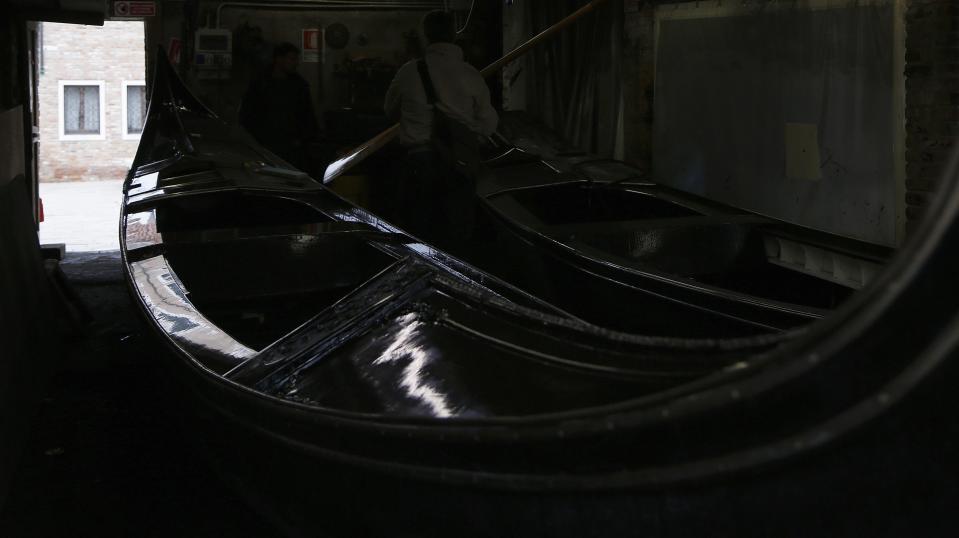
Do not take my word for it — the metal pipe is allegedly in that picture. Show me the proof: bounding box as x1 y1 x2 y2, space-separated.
216 1 444 28
455 0 475 34
479 0 609 77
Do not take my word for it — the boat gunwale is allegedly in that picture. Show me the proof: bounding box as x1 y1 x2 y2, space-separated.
480 189 828 323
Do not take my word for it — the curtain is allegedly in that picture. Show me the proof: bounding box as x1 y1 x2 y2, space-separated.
63 85 81 132
82 86 99 133
520 0 623 156
127 85 146 134
64 85 99 134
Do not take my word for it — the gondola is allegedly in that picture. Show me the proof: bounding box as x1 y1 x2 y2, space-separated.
469 143 890 335
121 53 959 537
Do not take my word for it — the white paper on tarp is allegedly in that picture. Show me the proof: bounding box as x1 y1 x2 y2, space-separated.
653 1 901 247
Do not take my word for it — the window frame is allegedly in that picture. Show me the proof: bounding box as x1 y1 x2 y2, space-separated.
121 80 147 140
58 80 106 141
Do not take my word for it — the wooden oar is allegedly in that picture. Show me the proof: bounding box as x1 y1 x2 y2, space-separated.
322 0 609 184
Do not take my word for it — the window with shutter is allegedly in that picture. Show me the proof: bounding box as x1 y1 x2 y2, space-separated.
126 84 146 136
63 85 100 135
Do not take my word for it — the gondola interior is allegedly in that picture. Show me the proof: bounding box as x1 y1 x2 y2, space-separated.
486 182 855 310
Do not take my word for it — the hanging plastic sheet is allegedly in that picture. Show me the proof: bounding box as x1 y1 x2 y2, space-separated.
653 0 903 247
513 0 624 157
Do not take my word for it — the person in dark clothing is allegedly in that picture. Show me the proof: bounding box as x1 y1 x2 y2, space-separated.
384 11 498 249
239 42 319 171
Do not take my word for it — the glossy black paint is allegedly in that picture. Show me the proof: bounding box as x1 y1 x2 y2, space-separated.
120 53 959 536
123 52 778 415
472 148 870 335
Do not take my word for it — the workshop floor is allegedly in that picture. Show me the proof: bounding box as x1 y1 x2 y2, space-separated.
0 251 283 538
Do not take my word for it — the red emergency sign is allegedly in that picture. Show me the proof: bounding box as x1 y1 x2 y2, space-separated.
114 1 156 17
302 29 321 52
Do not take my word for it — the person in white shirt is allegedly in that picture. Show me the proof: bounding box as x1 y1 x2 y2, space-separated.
384 10 499 247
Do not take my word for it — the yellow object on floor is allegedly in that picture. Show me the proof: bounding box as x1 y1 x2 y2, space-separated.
330 174 370 208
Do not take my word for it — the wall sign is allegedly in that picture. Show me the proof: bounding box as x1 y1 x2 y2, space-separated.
302 29 322 63
114 1 156 17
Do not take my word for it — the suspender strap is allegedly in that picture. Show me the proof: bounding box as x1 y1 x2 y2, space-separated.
416 59 438 105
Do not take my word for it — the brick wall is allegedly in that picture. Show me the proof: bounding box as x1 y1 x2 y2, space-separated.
904 0 959 233
38 21 145 182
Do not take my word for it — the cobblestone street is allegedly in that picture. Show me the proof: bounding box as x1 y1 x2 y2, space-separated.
38 180 124 251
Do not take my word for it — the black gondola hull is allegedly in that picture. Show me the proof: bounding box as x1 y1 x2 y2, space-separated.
119 51 959 536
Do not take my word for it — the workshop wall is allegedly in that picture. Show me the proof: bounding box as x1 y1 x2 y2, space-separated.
195 9 428 129
623 0 957 246
651 0 904 247
141 0 506 176
622 0 654 172
0 13 56 513
139 1 499 179
904 0 958 234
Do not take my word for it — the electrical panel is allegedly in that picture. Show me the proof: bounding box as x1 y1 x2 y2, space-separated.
194 29 232 79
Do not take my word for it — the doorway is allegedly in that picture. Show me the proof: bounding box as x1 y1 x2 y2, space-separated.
36 20 146 252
